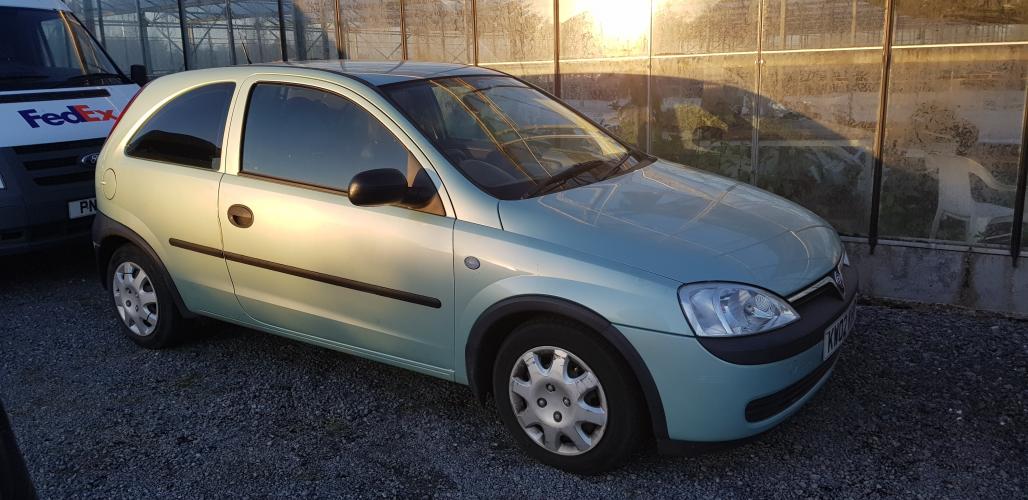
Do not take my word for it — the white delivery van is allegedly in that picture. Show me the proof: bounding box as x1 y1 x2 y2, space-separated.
0 0 143 255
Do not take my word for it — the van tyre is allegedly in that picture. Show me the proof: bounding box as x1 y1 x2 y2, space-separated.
107 245 186 349
492 317 646 474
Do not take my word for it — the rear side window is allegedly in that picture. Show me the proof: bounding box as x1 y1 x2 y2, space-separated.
240 83 409 191
126 83 234 169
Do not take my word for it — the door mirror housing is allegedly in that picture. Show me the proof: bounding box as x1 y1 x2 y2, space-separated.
348 169 409 207
129 64 149 86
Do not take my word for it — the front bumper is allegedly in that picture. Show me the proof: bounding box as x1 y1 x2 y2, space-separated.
0 202 94 256
619 264 858 449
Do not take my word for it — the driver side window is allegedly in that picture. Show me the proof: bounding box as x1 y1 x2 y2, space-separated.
241 82 444 215
241 83 409 191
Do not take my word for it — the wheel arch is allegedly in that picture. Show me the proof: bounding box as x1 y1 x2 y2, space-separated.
92 213 196 318
465 295 669 440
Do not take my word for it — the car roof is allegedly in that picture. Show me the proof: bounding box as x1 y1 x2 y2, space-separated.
253 61 505 87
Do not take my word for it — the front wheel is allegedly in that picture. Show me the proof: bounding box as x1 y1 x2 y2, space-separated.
492 318 646 474
107 245 187 349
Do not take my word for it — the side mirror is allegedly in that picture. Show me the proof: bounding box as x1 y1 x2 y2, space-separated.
348 169 409 207
129 64 149 86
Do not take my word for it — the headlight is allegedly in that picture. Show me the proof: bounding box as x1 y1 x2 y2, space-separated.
678 283 799 337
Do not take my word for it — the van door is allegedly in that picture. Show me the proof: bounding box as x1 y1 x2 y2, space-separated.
218 76 456 375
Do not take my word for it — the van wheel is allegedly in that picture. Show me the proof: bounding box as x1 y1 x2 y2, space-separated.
107 245 186 349
492 318 645 474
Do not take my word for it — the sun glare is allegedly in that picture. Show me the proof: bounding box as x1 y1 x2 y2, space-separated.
586 0 650 42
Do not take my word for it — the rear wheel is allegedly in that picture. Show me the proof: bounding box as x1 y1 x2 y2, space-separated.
492 318 645 474
107 245 186 349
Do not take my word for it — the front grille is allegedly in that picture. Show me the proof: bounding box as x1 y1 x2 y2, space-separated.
34 171 95 186
0 217 93 244
22 155 83 171
12 137 105 187
788 260 847 305
745 355 837 422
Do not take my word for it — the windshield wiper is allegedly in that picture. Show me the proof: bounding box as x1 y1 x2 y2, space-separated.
0 74 50 81
597 152 656 181
521 159 609 199
595 152 633 181
63 72 125 85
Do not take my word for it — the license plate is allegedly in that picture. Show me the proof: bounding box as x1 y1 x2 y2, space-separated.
823 302 856 360
68 197 97 219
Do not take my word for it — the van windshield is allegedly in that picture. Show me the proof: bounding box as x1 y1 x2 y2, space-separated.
0 7 126 92
384 76 651 200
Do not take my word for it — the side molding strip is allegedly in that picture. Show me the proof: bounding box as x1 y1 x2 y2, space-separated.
168 238 442 309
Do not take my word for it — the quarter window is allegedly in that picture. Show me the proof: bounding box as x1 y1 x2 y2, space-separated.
126 83 235 169
240 83 410 191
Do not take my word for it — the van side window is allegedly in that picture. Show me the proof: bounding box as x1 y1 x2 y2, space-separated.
126 83 235 169
240 83 410 191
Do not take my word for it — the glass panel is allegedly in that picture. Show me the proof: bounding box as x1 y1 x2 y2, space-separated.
87 1 143 73
138 0 186 75
754 49 882 236
183 1 234 69
66 0 105 42
560 59 648 146
893 0 1028 46
242 83 409 190
476 0 553 63
761 0 885 50
230 0 283 63
405 0 472 63
650 54 756 182
478 61 555 92
1024 187 1028 254
341 0 402 60
559 0 650 59
127 83 235 169
879 45 1027 247
651 0 758 56
283 0 338 61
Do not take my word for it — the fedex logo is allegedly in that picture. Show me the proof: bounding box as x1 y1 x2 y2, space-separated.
18 105 118 128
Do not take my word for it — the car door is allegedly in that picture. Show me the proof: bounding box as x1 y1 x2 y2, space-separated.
217 75 456 374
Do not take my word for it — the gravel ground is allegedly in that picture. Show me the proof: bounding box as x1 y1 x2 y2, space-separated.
1 242 1026 499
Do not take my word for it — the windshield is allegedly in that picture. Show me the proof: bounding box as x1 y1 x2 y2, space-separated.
0 7 126 92
384 76 651 199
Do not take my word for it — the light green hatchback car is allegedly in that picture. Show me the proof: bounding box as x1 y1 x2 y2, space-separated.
92 62 857 473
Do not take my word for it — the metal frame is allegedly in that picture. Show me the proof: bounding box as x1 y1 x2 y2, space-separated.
176 0 190 68
1013 86 1028 263
276 0 287 61
868 0 895 253
398 0 408 60
470 0 478 65
553 0 561 97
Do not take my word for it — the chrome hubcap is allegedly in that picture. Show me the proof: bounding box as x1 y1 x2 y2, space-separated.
112 261 159 336
509 346 608 456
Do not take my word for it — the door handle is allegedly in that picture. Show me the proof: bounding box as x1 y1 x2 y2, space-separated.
227 204 254 228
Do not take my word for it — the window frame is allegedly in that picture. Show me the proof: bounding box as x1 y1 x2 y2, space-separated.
124 81 237 171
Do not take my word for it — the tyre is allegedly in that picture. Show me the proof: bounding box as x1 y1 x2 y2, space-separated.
106 244 187 349
492 318 646 474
